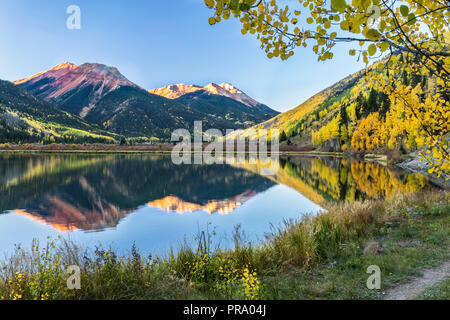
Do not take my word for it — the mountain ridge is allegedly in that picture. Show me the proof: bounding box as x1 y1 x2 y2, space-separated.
227 66 367 140
11 62 279 139
14 62 140 117
149 82 268 109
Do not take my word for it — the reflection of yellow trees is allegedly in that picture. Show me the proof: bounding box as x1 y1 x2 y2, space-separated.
236 156 430 205
309 160 342 200
281 158 429 203
0 155 111 188
276 160 327 205
232 158 327 205
349 161 427 199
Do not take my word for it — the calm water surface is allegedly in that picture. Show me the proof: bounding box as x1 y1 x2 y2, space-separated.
0 154 436 256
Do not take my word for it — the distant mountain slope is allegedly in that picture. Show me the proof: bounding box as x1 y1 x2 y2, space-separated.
149 84 204 99
150 82 279 129
232 68 365 140
149 82 272 109
175 89 278 128
14 62 279 140
204 82 267 109
85 85 277 138
0 79 117 143
14 62 140 117
83 86 224 138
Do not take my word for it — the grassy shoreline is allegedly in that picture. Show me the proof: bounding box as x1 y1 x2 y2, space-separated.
0 190 448 300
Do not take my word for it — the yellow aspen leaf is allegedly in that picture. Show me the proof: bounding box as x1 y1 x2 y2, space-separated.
380 41 389 52
365 29 381 41
400 5 409 17
340 21 349 30
208 17 216 25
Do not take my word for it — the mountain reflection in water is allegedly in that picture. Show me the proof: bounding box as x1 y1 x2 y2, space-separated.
0 154 435 234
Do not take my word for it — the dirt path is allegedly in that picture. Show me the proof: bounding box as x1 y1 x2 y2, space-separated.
383 260 450 300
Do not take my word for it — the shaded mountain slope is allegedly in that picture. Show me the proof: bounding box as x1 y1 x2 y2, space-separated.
0 80 118 143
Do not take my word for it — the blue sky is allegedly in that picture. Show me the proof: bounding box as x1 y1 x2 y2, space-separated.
0 0 367 112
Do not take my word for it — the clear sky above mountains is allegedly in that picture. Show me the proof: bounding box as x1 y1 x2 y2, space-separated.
0 0 367 112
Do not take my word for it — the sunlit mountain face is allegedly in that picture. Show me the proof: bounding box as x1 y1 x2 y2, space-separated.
146 190 259 215
11 63 279 140
0 154 437 233
149 82 268 109
13 62 140 117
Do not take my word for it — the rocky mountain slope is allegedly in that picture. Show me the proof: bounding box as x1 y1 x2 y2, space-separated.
149 82 265 108
14 62 140 117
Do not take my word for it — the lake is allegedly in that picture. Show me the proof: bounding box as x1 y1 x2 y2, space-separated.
0 153 436 257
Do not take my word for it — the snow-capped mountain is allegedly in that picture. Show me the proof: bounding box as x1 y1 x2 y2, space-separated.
148 84 204 99
205 82 262 108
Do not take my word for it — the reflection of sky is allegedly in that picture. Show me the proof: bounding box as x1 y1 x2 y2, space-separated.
0 185 322 257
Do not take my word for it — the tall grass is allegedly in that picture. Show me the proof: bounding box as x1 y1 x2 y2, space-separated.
0 190 448 300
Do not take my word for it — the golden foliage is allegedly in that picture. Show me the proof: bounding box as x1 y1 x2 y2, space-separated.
204 0 449 177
